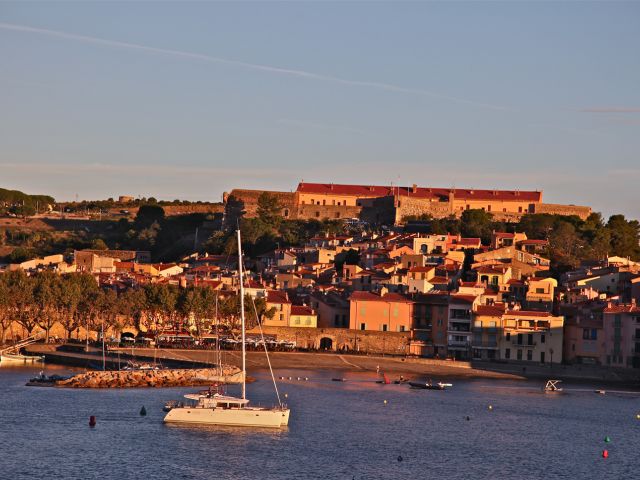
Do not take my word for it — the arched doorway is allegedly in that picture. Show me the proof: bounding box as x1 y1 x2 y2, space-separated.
319 337 333 350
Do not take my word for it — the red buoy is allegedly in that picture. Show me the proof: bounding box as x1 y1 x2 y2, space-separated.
602 450 608 459
89 415 96 427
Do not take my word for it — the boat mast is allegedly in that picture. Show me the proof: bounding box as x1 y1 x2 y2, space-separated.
237 229 246 400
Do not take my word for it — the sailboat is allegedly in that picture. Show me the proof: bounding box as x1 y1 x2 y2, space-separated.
163 229 290 428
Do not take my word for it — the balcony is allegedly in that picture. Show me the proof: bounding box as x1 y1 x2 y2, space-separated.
472 342 498 349
449 340 471 347
448 327 471 333
512 341 537 347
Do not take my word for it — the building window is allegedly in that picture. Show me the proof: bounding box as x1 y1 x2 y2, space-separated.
518 206 523 213
360 323 366 330
506 332 511 341
315 211 320 218
527 350 533 361
335 212 340 218
487 205 491 212
283 209 289 218
505 348 511 359
382 324 388 332
517 349 523 360
322 200 326 205
541 334 545 344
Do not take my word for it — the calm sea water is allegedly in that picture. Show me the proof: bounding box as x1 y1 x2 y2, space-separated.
1 364 639 480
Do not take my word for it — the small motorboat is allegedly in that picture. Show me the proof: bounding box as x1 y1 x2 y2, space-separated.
25 372 70 387
543 379 563 393
408 381 451 390
163 400 183 412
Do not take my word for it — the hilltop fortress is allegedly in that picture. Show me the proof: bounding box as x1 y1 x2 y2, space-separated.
224 182 591 224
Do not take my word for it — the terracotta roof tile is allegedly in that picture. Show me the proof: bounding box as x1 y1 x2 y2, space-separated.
297 183 542 202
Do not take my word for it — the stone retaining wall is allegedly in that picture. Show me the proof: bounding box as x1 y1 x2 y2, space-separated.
56 367 242 388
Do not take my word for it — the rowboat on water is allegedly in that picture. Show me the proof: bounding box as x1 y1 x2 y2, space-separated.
408 381 452 390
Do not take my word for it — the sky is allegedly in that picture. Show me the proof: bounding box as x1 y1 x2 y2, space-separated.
1 1 639 219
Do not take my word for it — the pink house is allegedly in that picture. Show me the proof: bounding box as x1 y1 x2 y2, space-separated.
602 302 640 369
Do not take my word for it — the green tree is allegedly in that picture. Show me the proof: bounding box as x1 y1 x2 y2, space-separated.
549 222 583 271
90 238 109 250
256 192 283 229
135 204 165 228
607 215 640 259
460 209 494 242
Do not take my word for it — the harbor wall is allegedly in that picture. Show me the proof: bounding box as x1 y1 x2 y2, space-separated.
249 326 410 355
56 367 243 388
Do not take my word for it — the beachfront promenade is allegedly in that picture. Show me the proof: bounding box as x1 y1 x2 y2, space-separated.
26 344 640 385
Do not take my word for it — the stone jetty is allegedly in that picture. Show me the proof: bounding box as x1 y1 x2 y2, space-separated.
55 366 243 388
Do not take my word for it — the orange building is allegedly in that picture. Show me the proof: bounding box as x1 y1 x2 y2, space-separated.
349 291 414 332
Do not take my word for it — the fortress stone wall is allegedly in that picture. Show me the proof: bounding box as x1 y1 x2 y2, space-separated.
224 183 592 225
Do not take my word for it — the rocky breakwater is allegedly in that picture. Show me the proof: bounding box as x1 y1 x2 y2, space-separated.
55 366 243 388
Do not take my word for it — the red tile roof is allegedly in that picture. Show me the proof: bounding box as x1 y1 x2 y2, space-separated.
291 305 316 316
604 304 640 314
297 183 542 202
475 304 507 316
450 294 478 304
430 276 450 284
505 310 553 317
350 291 413 303
518 239 549 245
409 266 436 273
267 290 290 304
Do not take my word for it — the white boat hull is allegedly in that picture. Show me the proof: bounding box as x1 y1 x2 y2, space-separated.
164 406 290 428
1 354 45 365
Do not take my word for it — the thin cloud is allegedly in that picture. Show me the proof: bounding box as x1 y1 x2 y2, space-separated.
580 107 640 113
0 22 509 111
277 118 369 135
0 161 288 179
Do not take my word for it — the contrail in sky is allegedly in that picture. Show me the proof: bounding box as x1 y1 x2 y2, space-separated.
0 22 509 111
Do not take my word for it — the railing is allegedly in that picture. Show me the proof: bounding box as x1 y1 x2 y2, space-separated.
472 341 498 348
449 340 471 347
512 341 537 347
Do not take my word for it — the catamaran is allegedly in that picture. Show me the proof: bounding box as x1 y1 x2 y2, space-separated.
163 229 290 428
